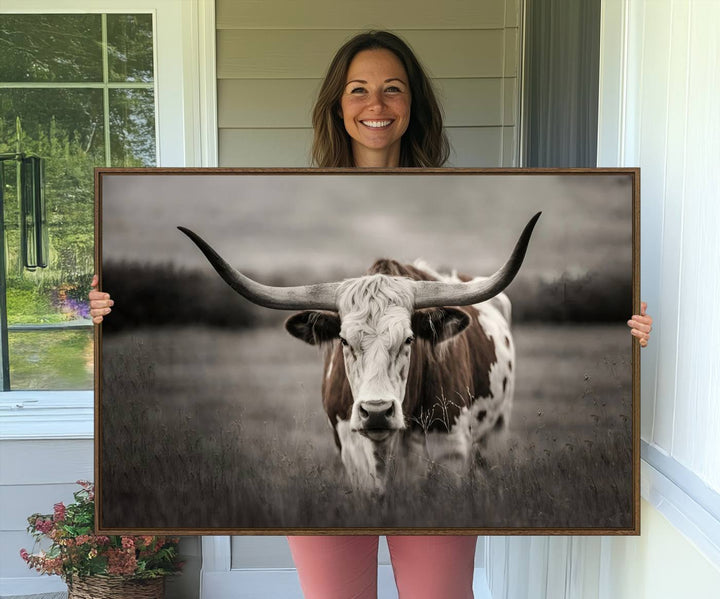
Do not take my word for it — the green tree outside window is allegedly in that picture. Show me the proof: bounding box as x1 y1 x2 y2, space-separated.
0 13 156 390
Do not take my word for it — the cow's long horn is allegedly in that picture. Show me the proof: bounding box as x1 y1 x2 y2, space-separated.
178 227 339 310
412 212 541 309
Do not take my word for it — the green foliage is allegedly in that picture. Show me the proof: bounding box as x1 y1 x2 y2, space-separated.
1 112 96 328
0 15 103 83
5 286 62 324
9 329 93 390
0 14 153 84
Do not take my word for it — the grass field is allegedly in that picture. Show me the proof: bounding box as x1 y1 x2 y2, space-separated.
101 323 633 531
9 329 93 389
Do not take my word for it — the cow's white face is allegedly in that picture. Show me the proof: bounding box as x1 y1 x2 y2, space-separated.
336 275 415 436
339 304 414 435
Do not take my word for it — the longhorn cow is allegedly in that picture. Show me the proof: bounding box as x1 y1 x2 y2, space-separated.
179 212 540 492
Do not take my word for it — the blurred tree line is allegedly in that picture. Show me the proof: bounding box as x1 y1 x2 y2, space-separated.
101 261 631 332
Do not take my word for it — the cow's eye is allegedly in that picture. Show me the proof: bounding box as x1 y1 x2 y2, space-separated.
339 337 348 347
405 336 415 345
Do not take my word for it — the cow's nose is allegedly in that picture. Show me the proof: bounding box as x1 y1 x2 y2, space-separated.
358 400 394 429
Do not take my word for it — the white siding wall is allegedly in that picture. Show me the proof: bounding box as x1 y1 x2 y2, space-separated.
0 439 92 595
216 0 522 167
486 0 720 597
616 0 720 488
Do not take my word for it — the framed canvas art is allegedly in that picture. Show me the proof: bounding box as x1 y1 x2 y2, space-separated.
95 168 639 535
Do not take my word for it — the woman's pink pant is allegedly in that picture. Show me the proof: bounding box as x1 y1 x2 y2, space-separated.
287 535 477 599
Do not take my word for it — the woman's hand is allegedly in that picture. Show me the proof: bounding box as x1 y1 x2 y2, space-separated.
627 301 652 348
89 274 114 324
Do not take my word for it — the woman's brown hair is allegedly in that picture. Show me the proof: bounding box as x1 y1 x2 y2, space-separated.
311 31 450 168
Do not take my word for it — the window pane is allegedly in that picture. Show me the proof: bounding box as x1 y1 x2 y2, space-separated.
110 89 156 167
0 14 103 82
107 14 154 83
1 88 103 282
0 89 106 164
1 89 99 390
8 329 93 390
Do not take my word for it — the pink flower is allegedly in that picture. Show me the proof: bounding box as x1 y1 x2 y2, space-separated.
34 518 54 534
43 556 63 575
53 502 66 522
107 548 137 576
121 537 135 549
19 548 29 562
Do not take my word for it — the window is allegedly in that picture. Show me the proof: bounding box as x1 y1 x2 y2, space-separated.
0 1 214 440
0 13 156 390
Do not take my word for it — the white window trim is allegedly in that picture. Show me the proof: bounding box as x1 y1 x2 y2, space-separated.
0 391 93 439
0 0 217 440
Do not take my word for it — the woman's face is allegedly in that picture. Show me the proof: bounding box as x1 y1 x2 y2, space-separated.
340 48 411 167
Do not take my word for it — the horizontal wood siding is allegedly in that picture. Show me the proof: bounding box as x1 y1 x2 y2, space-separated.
446 127 506 166
217 0 521 168
218 30 512 79
0 439 92 580
217 0 515 30
218 78 516 128
0 483 89 531
218 126 510 167
0 531 44 579
0 440 93 485
219 128 314 166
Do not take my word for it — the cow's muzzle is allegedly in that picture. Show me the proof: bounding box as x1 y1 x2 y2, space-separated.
358 400 396 430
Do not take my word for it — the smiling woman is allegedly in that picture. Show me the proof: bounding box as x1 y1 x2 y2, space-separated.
311 30 449 168
340 49 412 167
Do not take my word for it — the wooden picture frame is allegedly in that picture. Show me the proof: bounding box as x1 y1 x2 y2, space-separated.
95 168 640 535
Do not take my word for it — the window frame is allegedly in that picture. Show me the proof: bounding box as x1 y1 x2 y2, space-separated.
0 0 217 440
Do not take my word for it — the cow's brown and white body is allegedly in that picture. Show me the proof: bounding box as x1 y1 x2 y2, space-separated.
315 259 515 490
178 212 539 493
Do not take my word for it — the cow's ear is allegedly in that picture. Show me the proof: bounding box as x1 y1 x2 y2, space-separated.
412 307 470 344
285 311 341 345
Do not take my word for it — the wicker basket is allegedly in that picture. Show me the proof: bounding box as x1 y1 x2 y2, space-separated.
67 575 164 599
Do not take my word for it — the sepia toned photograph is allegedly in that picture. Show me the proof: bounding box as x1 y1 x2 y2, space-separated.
96 168 638 534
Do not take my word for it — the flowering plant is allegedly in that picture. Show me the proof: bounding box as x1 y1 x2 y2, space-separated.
20 481 182 583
